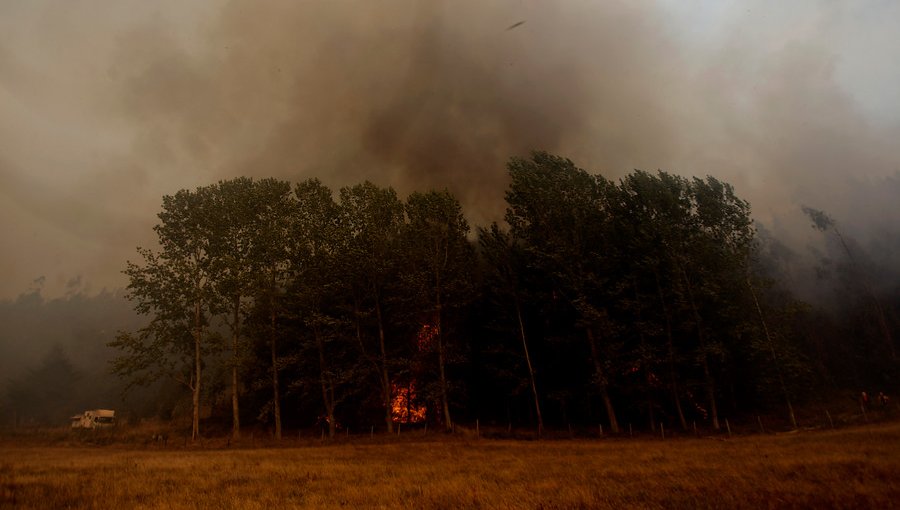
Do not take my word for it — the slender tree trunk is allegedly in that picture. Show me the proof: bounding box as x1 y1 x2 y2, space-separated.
231 293 241 440
374 293 393 434
192 300 202 442
655 270 688 430
633 280 661 433
270 277 282 440
515 297 543 436
328 386 336 437
435 234 453 432
418 226 457 433
586 328 620 433
314 324 335 438
747 277 797 429
700 354 718 430
679 265 720 430
437 333 452 430
435 294 452 431
353 298 392 433
599 388 618 435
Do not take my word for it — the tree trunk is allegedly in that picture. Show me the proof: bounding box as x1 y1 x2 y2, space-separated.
374 293 393 434
231 293 241 440
599 387 618 435
701 356 719 430
654 270 688 430
328 387 336 438
586 328 619 433
515 297 543 436
314 324 336 438
633 279 661 433
435 295 452 431
192 300 202 442
747 277 797 429
679 265 720 430
270 281 282 440
437 337 452 430
354 298 393 434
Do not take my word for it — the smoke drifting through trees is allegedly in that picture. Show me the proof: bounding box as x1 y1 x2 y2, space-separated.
3 1 898 299
2 155 898 433
2 2 899 430
70 156 889 438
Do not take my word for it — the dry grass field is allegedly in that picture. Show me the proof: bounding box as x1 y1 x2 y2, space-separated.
2 423 899 509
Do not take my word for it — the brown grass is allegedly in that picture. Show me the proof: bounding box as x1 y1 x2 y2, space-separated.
2 423 899 509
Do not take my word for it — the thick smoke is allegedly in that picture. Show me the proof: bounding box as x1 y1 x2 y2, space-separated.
0 1 898 299
107 1 678 222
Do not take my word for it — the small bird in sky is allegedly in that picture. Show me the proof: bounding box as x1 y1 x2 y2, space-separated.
506 20 525 31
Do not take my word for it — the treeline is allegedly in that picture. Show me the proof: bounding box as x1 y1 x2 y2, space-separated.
110 152 898 439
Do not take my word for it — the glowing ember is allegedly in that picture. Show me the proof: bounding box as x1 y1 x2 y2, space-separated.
391 381 427 423
417 323 438 351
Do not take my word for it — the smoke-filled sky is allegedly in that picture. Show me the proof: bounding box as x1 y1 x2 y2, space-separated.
1 0 899 299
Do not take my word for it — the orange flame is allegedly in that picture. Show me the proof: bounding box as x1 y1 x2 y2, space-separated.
391 381 427 424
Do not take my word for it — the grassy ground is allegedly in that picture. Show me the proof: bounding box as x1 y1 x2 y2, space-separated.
2 422 899 509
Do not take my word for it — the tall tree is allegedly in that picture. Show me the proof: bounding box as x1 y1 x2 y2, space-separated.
613 170 692 430
690 175 755 428
205 177 263 439
337 182 406 433
403 190 475 431
478 223 544 435
112 187 217 441
293 179 342 437
247 179 295 440
505 152 621 433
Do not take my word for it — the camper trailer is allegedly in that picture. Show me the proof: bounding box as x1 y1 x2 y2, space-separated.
70 409 116 429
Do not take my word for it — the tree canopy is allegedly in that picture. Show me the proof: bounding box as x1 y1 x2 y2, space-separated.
104 154 897 438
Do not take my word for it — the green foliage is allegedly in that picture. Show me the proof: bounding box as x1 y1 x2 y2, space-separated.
112 186 218 390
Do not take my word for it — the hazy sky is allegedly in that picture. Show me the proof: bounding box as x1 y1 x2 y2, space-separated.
1 0 898 299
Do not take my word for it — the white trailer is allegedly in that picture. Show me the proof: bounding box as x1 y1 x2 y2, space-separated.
70 409 116 429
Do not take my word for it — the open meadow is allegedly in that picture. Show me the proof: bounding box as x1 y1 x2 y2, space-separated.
2 423 899 509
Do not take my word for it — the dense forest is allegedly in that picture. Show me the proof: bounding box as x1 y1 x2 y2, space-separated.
3 152 898 437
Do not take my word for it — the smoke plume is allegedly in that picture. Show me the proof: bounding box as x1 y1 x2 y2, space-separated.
0 0 898 298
